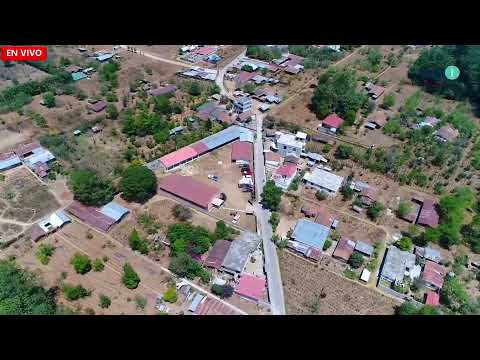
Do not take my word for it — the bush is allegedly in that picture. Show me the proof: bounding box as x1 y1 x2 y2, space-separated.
163 288 178 303
211 284 234 298
43 91 56 108
214 220 239 241
315 191 327 201
323 239 333 251
173 204 193 221
397 237 414 252
120 165 157 203
382 93 396 109
106 104 118 119
122 263 141 289
169 253 210 281
36 244 55 265
99 294 111 308
63 284 91 301
134 295 148 310
335 144 354 159
340 186 354 200
129 229 150 255
367 202 385 221
396 200 412 218
71 253 92 275
261 180 283 211
348 252 364 269
93 258 105 272
269 212 280 232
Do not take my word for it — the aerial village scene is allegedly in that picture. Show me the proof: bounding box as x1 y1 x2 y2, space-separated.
1 44 480 315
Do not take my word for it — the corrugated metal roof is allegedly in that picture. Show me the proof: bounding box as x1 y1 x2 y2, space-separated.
100 202 130 222
72 72 87 81
222 232 260 273
303 168 344 193
24 148 55 167
292 219 330 250
354 241 374 256
0 153 21 170
159 175 221 209
204 240 232 269
380 246 416 283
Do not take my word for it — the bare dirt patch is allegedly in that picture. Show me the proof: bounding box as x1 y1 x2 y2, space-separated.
279 250 399 315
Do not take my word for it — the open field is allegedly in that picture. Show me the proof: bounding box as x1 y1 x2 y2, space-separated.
279 250 399 315
1 220 188 315
0 167 60 224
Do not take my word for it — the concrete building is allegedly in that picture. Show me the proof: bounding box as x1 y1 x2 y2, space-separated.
380 246 419 285
234 96 253 113
303 168 344 196
276 132 305 157
221 232 261 275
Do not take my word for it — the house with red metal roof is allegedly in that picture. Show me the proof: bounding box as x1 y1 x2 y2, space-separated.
314 206 335 228
425 291 440 306
322 114 344 133
234 71 259 89
194 47 216 57
333 238 356 262
203 240 232 270
235 273 267 303
416 198 440 228
436 124 460 143
360 186 379 206
231 141 253 164
159 175 224 211
422 260 447 291
272 162 297 190
66 201 117 233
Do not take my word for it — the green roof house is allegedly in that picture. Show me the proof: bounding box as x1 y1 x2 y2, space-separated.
72 72 88 81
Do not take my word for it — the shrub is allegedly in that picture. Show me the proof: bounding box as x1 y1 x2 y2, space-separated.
269 212 280 232
315 190 327 201
348 252 364 269
129 229 149 255
211 284 234 298
335 144 354 159
93 258 105 272
99 294 111 308
36 244 55 265
323 239 333 251
397 200 412 218
173 204 193 221
43 91 56 108
134 295 148 310
71 253 92 275
122 263 140 289
163 288 178 303
367 202 385 221
63 284 91 301
397 237 413 252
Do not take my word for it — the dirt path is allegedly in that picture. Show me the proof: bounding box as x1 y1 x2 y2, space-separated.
119 46 191 68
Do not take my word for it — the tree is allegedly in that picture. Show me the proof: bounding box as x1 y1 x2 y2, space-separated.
214 220 239 241
367 201 385 221
441 276 470 310
134 296 147 311
315 190 327 201
340 186 354 200
0 260 58 315
211 284 234 298
71 253 92 275
397 200 412 218
163 288 178 303
129 229 150 255
261 180 283 211
93 258 105 272
241 65 254 72
396 301 440 315
323 239 333 251
243 83 256 94
153 95 172 114
382 93 396 109
168 223 215 255
70 170 114 207
99 294 111 308
169 253 210 282
120 164 157 203
311 68 367 122
63 284 91 301
173 204 192 221
269 212 280 232
122 263 141 289
348 252 364 269
106 104 118 119
397 237 414 252
335 144 354 159
43 91 56 108
188 82 202 96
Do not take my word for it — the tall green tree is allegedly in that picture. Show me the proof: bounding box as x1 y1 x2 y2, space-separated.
261 180 283 211
120 165 157 203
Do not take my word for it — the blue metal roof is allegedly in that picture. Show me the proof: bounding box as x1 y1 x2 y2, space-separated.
100 202 130 222
292 219 330 250
24 148 55 167
0 155 21 170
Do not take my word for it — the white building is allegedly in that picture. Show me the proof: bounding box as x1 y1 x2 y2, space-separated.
303 168 344 196
234 97 253 114
276 132 306 157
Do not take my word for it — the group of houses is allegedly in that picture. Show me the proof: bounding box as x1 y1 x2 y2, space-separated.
0 142 56 180
180 45 223 65
179 67 217 82
379 245 447 306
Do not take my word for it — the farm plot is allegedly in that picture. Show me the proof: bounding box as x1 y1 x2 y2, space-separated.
1 220 186 315
0 167 60 223
279 250 399 315
0 62 50 91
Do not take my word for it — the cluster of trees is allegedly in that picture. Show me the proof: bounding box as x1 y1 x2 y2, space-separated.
396 301 441 315
70 170 114 206
0 65 72 113
409 45 480 115
246 45 282 61
169 252 210 284
288 45 344 69
153 95 183 115
0 260 59 315
261 180 283 211
211 284 234 298
123 109 169 138
129 229 150 255
311 68 368 126
99 61 120 92
63 283 91 301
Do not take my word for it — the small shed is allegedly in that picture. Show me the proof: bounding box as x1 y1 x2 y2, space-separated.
360 268 371 283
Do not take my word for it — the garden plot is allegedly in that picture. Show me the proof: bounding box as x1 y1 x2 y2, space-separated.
279 250 399 315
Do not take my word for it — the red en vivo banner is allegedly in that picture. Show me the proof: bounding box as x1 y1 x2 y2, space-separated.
1 46 48 61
